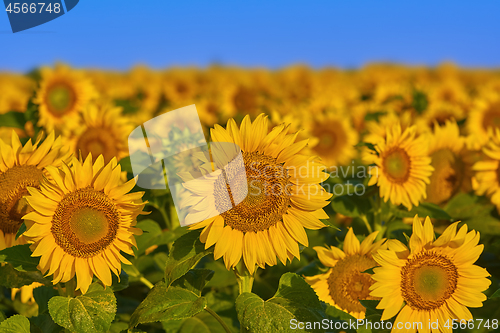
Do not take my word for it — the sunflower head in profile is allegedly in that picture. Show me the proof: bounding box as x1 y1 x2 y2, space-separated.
183 114 332 274
23 154 146 294
367 124 434 210
305 229 385 319
472 128 500 213
424 120 469 205
305 110 358 168
34 64 96 132
370 215 491 332
65 102 133 164
0 131 69 249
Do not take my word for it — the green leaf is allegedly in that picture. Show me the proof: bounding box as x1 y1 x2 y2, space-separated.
412 90 428 114
0 244 40 271
391 202 451 220
236 273 327 333
490 288 500 299
129 282 207 328
110 270 129 292
331 195 370 218
461 216 500 236
48 283 117 333
15 223 26 240
0 264 48 288
0 111 26 129
118 156 133 173
29 314 62 333
324 304 355 321
171 269 214 295
164 230 214 287
0 315 30 333
358 300 383 317
445 193 495 219
134 219 175 256
33 286 58 315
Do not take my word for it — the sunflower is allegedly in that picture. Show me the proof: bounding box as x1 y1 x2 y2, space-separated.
424 120 469 205
415 102 465 134
466 92 500 146
367 125 434 210
34 65 96 132
472 129 500 212
184 114 332 273
65 102 133 164
23 154 146 294
305 229 386 319
370 215 491 332
11 282 44 304
0 131 69 249
305 111 358 168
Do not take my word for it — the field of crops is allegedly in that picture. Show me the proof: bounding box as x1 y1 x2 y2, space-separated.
0 63 499 332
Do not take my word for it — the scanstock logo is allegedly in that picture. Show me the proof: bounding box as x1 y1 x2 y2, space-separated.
3 0 79 33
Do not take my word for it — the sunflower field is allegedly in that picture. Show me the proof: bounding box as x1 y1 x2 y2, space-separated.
0 63 500 333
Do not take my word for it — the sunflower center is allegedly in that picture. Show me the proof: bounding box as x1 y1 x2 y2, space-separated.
327 254 379 314
76 127 118 163
401 251 458 310
427 149 464 204
51 187 120 258
482 102 500 132
312 121 347 158
0 165 43 234
46 83 76 116
215 152 291 233
383 148 410 182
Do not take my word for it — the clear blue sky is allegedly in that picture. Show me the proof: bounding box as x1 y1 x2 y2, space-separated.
1 0 499 72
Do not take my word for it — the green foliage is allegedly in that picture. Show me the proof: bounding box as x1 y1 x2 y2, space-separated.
129 269 213 328
0 263 48 288
48 283 117 333
164 230 214 287
331 194 370 218
235 273 327 333
0 244 40 271
391 202 451 220
0 315 30 333
0 111 26 129
490 288 500 299
412 90 428 114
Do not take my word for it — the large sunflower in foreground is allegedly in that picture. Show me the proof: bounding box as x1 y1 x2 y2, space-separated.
0 131 69 249
370 215 491 333
34 65 96 132
23 154 146 294
305 229 385 319
65 102 133 164
367 125 434 210
184 114 332 273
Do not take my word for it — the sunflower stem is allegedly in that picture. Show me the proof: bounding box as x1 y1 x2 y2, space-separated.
139 276 154 289
360 214 373 233
204 307 232 333
235 261 254 294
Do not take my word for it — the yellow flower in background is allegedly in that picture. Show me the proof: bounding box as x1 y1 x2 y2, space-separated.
472 129 500 213
424 120 469 205
370 215 491 332
65 102 133 164
363 111 413 146
305 111 358 168
0 131 69 249
23 154 146 294
466 91 500 147
34 64 96 132
416 101 465 133
11 282 44 304
185 114 331 273
0 74 34 114
367 125 434 210
305 229 385 319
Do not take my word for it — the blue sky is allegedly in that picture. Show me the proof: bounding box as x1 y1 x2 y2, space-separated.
1 0 499 72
